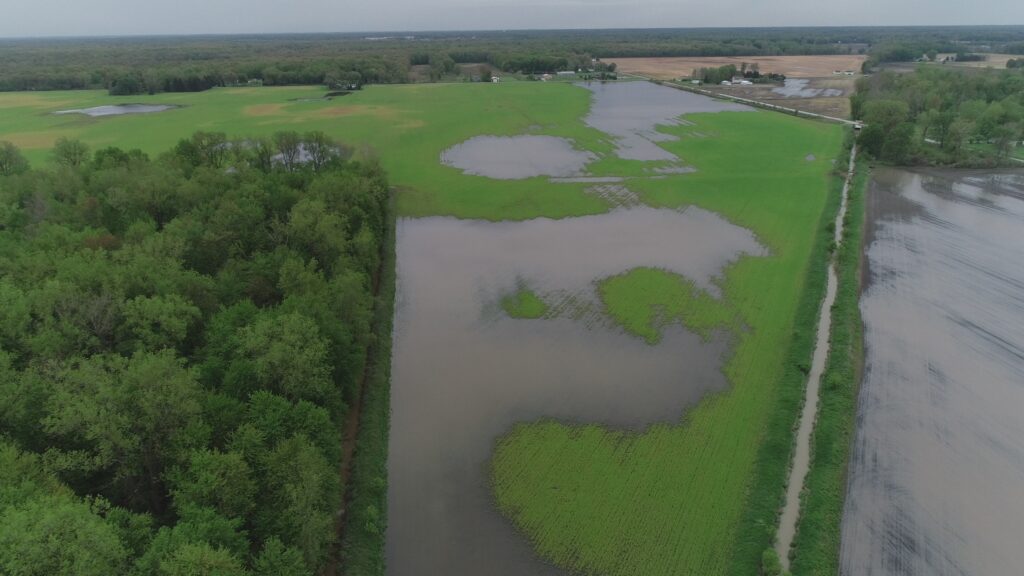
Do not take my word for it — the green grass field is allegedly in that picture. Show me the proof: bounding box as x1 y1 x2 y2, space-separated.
0 82 845 576
0 84 619 220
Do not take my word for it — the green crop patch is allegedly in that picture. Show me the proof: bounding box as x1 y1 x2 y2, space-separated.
502 288 549 319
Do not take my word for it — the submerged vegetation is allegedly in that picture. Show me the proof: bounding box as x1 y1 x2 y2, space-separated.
0 132 390 575
501 288 549 319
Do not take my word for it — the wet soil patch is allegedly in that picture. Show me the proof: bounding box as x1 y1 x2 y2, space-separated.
771 79 843 98
54 104 179 117
841 167 1024 576
441 135 595 179
387 206 765 576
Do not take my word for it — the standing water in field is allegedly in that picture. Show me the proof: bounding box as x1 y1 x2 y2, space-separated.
387 206 765 576
579 80 749 161
441 135 596 179
54 104 178 117
841 168 1024 576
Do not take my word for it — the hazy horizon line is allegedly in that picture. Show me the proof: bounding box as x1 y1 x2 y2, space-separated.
3 22 1023 41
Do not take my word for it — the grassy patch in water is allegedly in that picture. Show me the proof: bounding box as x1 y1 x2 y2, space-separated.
598 267 735 344
492 110 845 576
501 289 549 319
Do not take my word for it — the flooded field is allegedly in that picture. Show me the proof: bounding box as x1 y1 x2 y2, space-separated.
579 80 748 162
387 206 765 575
771 78 844 98
841 168 1024 576
441 135 595 179
54 104 178 117
439 81 749 181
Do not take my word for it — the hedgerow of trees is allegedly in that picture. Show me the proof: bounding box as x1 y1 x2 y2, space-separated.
0 130 391 575
853 67 1024 165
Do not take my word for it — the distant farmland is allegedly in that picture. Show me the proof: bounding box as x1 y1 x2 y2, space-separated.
611 55 868 79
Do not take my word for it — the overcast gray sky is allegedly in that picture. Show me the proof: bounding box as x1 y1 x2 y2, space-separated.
3 0 1023 38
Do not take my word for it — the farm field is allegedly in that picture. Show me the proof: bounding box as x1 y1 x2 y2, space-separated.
610 54 867 79
704 76 858 118
0 81 844 575
491 109 844 576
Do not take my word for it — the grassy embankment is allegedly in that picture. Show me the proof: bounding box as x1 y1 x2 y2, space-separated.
492 111 844 576
338 193 398 574
787 160 867 576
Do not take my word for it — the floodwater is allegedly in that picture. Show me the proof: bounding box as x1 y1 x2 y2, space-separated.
441 135 595 179
776 145 856 568
54 104 178 117
841 168 1024 576
387 206 766 575
771 78 844 98
579 80 749 162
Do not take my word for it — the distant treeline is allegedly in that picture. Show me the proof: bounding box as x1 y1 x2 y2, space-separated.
0 132 392 575
690 63 785 84
1 27 1022 94
854 67 1024 165
3 26 1023 94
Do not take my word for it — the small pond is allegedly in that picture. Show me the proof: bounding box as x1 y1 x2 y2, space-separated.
441 135 595 179
54 104 179 117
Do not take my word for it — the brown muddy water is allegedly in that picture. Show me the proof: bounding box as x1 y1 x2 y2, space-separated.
578 80 749 162
387 206 765 575
439 81 750 182
841 168 1024 576
441 135 596 179
54 104 178 117
776 146 856 568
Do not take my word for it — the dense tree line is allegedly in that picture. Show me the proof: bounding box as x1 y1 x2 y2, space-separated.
853 67 1024 165
3 27 1022 93
0 131 391 575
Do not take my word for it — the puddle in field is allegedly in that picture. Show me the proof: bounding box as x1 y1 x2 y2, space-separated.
54 104 178 117
841 168 1024 576
771 79 844 98
578 80 749 161
441 135 595 179
387 205 765 576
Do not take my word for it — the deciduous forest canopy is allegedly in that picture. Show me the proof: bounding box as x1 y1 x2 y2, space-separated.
854 67 1024 165
0 133 390 575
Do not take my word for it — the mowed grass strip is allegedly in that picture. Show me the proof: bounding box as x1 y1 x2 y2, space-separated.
492 111 844 576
